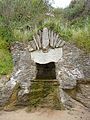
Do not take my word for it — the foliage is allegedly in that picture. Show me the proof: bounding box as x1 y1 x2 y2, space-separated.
0 37 13 76
71 23 90 51
0 0 50 42
64 0 85 20
0 26 15 43
0 0 50 77
53 8 64 21
0 0 90 77
0 0 50 28
41 16 90 52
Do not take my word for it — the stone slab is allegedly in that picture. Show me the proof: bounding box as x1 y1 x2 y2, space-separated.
50 31 54 47
36 34 42 48
42 28 49 50
31 48 63 64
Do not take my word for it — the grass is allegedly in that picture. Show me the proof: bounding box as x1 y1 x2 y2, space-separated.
13 29 33 42
71 27 90 52
0 37 13 77
12 17 90 53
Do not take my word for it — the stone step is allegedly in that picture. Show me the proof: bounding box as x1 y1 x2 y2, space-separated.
30 89 58 93
77 78 90 84
31 80 59 83
30 86 59 92
29 78 61 109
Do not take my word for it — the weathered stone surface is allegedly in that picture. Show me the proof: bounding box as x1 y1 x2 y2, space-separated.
61 79 90 109
36 34 42 48
0 76 11 106
31 48 63 64
55 43 90 108
50 31 54 47
57 67 84 90
76 83 90 108
0 42 36 106
60 89 78 109
42 28 49 50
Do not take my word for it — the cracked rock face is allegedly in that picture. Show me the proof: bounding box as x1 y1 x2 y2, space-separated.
0 28 90 109
76 81 90 108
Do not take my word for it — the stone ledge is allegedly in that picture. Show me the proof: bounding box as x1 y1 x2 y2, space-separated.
77 78 90 84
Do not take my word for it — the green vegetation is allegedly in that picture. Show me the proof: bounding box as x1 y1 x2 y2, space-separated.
0 37 13 77
0 0 90 77
64 0 85 20
42 16 90 52
0 0 50 77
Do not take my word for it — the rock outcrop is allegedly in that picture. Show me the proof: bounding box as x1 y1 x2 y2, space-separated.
0 28 90 110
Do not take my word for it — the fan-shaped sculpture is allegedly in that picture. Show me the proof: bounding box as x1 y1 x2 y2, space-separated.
28 28 65 64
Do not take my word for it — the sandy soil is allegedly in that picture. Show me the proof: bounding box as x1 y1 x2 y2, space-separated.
0 105 90 120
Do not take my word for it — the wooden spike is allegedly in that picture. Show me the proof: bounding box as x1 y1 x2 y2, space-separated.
30 41 37 50
59 41 65 47
39 30 42 40
53 34 59 48
53 33 56 48
33 36 39 50
36 34 42 48
28 44 35 52
48 30 51 41
50 31 54 48
55 39 62 48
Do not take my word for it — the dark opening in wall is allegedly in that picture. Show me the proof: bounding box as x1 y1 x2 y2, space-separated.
36 62 56 79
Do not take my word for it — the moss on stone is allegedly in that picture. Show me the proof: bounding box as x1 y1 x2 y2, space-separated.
4 83 20 111
28 79 62 110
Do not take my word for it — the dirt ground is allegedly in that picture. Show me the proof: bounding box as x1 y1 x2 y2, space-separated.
0 105 90 120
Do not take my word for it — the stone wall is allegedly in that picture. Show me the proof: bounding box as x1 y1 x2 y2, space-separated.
0 28 90 109
0 42 36 107
56 42 90 109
